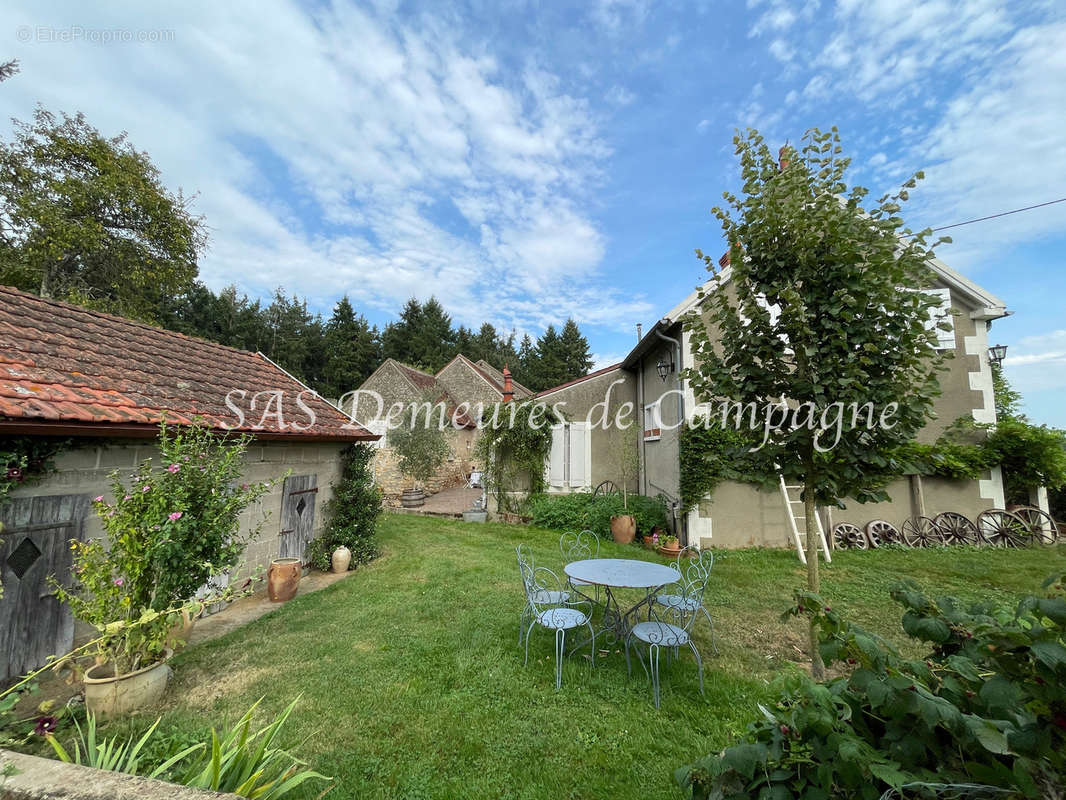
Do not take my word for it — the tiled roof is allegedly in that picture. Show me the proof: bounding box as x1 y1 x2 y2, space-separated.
0 285 376 441
384 360 475 428
535 363 626 397
392 361 438 392
474 359 533 398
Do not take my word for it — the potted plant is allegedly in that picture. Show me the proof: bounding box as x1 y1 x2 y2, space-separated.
644 530 660 550
389 399 450 508
610 428 640 544
53 420 271 714
657 534 682 558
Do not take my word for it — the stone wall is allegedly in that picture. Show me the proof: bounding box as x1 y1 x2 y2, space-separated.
436 356 502 407
372 427 478 505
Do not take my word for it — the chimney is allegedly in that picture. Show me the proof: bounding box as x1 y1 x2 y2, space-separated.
636 323 643 342
502 364 514 402
778 143 790 171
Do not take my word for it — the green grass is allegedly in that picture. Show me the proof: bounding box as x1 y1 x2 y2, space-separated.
130 515 1066 798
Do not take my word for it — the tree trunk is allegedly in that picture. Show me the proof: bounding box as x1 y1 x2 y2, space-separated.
804 474 826 681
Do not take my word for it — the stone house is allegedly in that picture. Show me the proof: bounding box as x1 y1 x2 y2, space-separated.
344 354 532 501
0 286 377 681
538 254 1013 549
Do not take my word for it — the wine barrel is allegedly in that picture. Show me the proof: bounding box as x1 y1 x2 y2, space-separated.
401 488 425 508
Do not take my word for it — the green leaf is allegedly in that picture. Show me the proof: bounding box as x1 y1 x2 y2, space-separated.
720 742 767 779
964 716 1012 755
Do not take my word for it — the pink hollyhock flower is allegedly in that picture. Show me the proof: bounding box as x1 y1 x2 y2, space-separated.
123 495 132 501
94 495 104 503
113 578 124 586
142 485 150 492
167 463 181 473
168 511 183 522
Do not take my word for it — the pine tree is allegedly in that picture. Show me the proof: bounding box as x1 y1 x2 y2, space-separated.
559 318 594 380
322 296 381 398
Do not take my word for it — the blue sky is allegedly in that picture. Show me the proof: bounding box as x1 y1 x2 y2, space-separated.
2 0 1065 425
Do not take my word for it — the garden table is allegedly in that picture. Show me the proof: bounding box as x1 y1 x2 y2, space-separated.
563 558 681 647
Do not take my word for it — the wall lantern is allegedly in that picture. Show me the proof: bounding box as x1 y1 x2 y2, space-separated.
655 354 675 382
988 344 1008 366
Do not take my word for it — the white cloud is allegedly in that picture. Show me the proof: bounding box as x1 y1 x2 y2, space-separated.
768 38 795 62
606 85 637 106
697 119 711 134
1004 330 1066 394
590 0 651 34
0 0 648 334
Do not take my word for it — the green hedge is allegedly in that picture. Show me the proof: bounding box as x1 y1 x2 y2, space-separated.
527 492 668 538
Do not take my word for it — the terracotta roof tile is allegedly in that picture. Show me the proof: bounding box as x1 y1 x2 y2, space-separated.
0 285 376 442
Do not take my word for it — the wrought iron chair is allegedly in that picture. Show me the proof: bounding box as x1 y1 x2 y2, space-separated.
653 545 717 654
516 545 570 647
518 555 595 690
626 578 705 708
559 529 600 602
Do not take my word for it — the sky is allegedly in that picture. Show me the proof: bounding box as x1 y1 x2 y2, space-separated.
1 0 1064 425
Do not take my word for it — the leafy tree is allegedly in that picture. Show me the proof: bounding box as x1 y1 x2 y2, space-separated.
528 324 566 390
517 333 536 386
684 128 949 679
0 60 18 82
389 400 450 490
261 288 322 384
0 108 205 321
321 296 380 398
381 297 456 372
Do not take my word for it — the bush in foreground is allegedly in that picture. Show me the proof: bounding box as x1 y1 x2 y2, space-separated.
677 574 1066 799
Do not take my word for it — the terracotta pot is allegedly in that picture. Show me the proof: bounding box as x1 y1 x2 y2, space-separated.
643 537 658 550
267 557 301 602
84 654 171 715
331 546 352 574
658 544 683 558
610 514 636 545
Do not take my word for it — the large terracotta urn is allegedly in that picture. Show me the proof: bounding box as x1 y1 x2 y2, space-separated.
267 557 301 602
610 514 636 545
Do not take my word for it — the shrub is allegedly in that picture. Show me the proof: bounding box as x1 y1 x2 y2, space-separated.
528 492 668 537
676 574 1066 799
306 444 381 571
53 420 272 673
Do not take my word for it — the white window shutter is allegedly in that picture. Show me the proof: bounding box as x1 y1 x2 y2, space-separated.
925 288 955 349
569 422 588 488
548 424 565 487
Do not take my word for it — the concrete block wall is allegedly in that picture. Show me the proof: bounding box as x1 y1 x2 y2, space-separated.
9 438 347 580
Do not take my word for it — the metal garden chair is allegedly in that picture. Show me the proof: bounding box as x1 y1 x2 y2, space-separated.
516 545 570 647
626 578 706 708
653 545 717 654
559 529 600 603
517 551 595 690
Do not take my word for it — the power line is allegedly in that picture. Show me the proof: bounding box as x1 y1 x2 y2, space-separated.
928 196 1066 234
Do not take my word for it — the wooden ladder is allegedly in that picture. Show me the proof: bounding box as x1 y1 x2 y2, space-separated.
779 475 831 565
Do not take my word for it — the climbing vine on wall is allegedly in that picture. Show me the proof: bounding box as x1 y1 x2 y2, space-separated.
473 401 554 514
0 437 73 512
679 418 765 512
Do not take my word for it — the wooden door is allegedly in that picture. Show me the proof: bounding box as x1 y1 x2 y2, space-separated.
279 474 318 562
0 493 90 683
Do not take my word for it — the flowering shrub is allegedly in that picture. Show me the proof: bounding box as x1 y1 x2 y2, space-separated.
53 420 272 673
306 444 381 571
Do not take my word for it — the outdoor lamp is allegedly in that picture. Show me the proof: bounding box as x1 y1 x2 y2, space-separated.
988 344 1007 366
656 354 674 382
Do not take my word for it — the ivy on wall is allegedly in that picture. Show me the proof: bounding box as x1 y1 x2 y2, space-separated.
474 401 554 514
0 437 74 513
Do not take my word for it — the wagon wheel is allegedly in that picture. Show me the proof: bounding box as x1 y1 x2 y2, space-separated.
1009 506 1059 545
832 522 866 550
933 512 980 545
592 480 619 497
901 516 940 548
976 509 1030 548
866 519 901 548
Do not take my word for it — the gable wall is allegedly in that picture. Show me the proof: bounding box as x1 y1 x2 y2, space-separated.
436 359 502 408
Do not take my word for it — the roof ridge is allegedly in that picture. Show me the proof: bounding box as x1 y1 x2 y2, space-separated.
0 284 275 362
535 362 625 397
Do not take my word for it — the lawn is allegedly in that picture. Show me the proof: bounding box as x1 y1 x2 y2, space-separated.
126 514 1064 799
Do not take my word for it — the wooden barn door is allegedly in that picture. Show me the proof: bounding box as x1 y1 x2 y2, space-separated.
0 494 90 683
279 474 318 563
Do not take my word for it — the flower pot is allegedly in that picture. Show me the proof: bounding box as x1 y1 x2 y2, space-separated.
658 544 683 559
267 557 302 602
643 537 658 550
331 546 352 574
401 488 425 508
610 514 636 545
84 656 171 715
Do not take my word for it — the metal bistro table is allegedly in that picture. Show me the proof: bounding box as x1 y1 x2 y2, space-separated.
563 558 681 647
